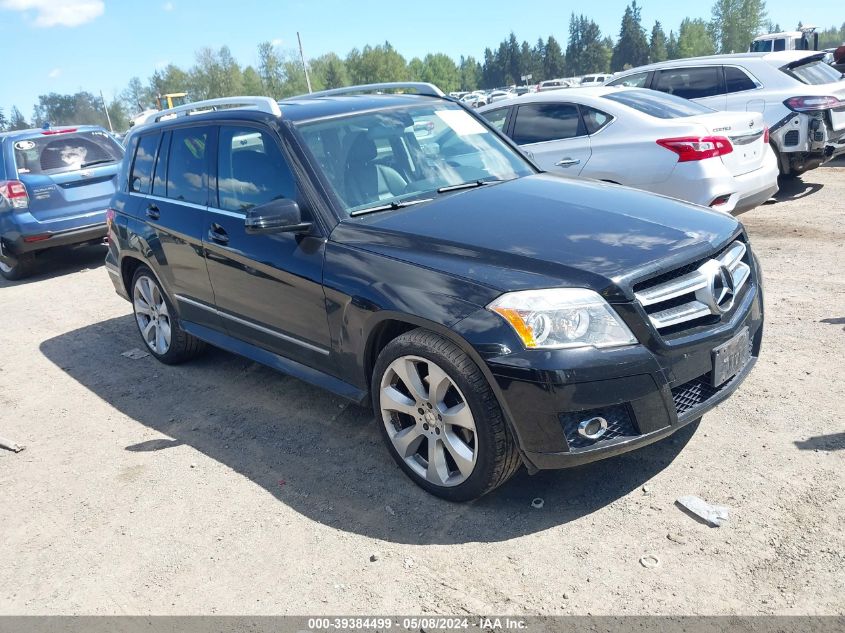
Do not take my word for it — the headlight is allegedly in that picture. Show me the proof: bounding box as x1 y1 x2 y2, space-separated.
488 288 637 350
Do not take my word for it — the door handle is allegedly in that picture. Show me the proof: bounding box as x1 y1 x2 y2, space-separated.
555 158 581 168
145 204 160 220
207 224 229 245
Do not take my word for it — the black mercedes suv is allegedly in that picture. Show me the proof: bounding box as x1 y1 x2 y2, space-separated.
106 84 763 501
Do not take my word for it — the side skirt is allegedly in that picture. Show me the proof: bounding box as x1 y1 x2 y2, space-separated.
182 321 369 406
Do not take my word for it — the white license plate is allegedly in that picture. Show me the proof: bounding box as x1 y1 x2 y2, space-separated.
712 328 750 387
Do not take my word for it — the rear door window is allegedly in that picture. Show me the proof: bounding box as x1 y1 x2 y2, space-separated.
217 126 295 212
166 126 211 205
14 130 123 176
654 67 724 99
130 133 160 194
512 103 584 145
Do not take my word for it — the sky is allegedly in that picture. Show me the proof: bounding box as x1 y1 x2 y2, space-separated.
0 0 840 117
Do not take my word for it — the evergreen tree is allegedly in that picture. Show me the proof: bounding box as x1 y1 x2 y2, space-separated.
650 21 668 63
543 35 566 79
0 107 7 132
667 30 680 59
611 1 649 71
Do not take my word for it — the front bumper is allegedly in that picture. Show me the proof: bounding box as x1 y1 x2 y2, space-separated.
459 281 764 471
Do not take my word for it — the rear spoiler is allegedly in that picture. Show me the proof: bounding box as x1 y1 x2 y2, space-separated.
783 53 826 70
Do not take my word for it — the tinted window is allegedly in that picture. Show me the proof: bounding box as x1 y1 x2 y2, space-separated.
14 130 124 177
582 107 613 134
152 132 170 197
602 89 715 119
607 72 648 88
750 39 773 53
654 67 723 99
130 134 160 193
481 108 510 132
166 126 211 205
784 59 845 85
512 103 583 145
773 39 786 52
217 126 295 212
725 67 758 93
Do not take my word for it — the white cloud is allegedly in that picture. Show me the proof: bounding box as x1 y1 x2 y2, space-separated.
271 38 283 47
0 0 105 27
162 1 173 10
47 67 61 78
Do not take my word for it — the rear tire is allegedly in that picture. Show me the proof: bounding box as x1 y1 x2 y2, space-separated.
0 251 35 281
130 266 205 364
372 328 521 501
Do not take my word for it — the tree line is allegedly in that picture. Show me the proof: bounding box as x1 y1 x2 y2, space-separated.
1 0 842 134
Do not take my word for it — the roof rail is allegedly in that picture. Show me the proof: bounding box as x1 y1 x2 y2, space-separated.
289 82 445 100
133 96 282 127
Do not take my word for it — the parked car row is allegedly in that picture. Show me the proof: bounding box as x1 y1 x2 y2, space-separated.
101 87 764 500
479 87 779 213
607 51 845 177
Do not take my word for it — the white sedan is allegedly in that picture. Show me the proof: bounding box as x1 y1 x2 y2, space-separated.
478 87 779 213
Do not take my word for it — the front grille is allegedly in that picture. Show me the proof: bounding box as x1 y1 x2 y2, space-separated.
634 240 752 336
784 129 800 146
559 405 638 450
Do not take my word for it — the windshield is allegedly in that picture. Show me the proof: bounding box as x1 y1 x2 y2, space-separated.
296 102 534 215
13 129 124 176
783 59 844 85
602 89 715 119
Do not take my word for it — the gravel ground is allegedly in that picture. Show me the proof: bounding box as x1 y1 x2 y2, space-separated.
1 161 843 616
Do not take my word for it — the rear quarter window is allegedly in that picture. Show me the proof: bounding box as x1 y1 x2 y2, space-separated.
13 130 123 176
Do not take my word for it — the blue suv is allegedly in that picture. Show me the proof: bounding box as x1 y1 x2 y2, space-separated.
0 125 124 280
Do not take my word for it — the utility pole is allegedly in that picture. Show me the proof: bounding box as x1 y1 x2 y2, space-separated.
297 31 313 94
100 90 114 133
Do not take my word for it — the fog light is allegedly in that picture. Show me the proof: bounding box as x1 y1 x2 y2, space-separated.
577 416 608 440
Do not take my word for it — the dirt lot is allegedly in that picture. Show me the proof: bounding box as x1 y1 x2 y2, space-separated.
1 161 843 616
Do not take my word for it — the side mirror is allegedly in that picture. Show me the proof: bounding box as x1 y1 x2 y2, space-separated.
244 198 311 235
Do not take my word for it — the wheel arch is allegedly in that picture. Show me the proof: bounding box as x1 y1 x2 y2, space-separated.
361 311 532 470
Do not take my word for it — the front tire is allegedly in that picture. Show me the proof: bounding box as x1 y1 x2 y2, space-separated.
372 329 521 501
131 266 205 364
0 251 35 281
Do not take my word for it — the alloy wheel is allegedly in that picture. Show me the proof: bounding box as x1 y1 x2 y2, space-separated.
133 275 172 355
379 355 478 487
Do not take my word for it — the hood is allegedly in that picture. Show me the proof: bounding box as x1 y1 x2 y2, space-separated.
330 174 742 302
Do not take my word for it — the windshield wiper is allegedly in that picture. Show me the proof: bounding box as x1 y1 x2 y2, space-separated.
80 159 115 168
349 197 433 217
436 179 504 193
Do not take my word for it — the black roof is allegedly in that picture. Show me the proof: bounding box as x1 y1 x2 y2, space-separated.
278 93 444 123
